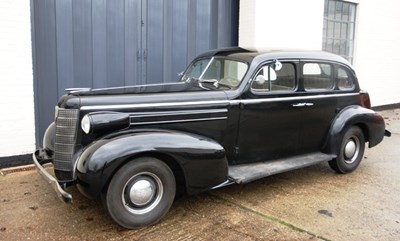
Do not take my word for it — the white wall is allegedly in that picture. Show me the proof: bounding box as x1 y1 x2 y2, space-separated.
239 0 324 50
239 0 400 107
0 0 36 156
353 0 400 106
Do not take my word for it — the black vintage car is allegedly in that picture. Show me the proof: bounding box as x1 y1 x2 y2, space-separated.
33 47 390 228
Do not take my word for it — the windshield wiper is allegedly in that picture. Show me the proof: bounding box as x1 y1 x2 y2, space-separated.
185 77 231 90
199 79 232 90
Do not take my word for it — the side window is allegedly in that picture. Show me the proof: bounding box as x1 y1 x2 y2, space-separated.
337 66 355 90
251 63 295 92
303 63 333 90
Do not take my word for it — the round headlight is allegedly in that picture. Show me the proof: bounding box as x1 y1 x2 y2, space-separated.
81 115 91 134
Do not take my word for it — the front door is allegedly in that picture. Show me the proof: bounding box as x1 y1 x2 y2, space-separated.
236 61 301 164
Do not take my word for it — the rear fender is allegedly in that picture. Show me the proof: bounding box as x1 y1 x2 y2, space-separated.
322 105 386 154
75 129 228 198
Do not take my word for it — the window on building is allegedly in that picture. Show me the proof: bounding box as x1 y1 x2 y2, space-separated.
322 0 357 63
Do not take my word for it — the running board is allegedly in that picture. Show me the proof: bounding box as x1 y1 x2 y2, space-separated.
228 152 336 184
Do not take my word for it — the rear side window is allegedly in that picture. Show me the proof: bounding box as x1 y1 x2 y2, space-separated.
337 66 355 90
303 63 333 90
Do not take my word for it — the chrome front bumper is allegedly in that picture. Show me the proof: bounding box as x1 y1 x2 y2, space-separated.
32 149 72 203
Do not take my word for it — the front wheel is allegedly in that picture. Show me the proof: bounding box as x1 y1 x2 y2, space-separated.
103 157 176 229
329 126 365 174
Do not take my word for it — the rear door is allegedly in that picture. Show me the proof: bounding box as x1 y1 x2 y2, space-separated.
296 60 355 153
296 61 340 154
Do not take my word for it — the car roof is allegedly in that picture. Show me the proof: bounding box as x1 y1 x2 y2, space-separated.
196 47 353 69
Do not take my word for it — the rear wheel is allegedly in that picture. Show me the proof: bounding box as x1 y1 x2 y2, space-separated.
329 126 365 174
103 157 176 229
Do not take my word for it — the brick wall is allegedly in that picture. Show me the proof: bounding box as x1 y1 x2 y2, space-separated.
0 0 35 157
239 0 324 50
353 0 400 106
238 1 257 49
239 0 400 107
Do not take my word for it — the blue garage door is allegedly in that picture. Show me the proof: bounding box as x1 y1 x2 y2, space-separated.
31 0 239 144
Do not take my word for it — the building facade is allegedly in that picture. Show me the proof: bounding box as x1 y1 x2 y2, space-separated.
0 0 399 162
239 0 400 107
0 0 35 159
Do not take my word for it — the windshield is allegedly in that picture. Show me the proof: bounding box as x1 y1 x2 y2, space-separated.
181 57 248 89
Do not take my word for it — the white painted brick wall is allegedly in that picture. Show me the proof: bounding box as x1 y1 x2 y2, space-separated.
353 0 400 106
240 0 324 50
0 0 35 156
238 1 257 48
239 0 400 107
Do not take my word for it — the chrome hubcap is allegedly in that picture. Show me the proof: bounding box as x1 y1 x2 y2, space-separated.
343 137 360 164
122 172 163 215
129 179 156 206
344 140 356 159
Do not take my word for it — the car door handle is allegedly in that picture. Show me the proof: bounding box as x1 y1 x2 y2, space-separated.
292 103 314 107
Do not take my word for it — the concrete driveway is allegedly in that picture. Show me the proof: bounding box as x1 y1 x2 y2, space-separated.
0 109 399 241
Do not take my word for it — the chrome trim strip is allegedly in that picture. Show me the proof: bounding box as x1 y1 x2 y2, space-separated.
130 116 227 126
231 93 359 105
81 100 230 111
92 82 184 92
129 109 228 118
81 92 359 110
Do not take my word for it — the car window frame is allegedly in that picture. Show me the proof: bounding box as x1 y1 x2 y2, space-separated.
182 56 250 90
301 61 335 92
335 64 356 91
249 60 299 96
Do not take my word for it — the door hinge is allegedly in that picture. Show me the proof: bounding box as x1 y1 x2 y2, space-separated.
143 48 147 61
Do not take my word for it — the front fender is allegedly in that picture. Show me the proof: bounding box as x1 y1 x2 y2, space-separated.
322 105 386 154
75 129 227 198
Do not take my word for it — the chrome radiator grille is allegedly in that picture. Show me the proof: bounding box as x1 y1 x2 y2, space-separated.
54 108 79 172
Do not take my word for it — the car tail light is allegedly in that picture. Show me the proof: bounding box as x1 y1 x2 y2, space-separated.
359 91 371 109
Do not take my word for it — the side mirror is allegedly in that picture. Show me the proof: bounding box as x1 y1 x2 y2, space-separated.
272 59 282 71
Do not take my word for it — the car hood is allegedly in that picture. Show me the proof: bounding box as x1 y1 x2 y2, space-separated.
57 82 230 110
